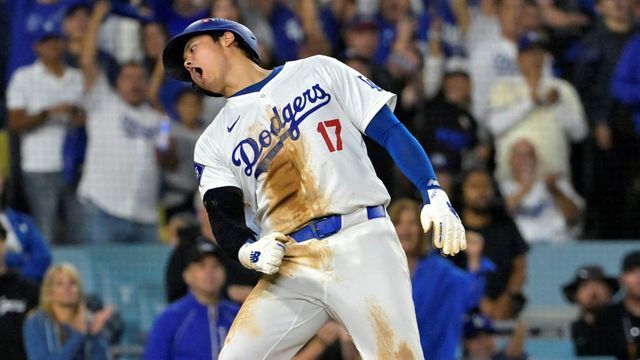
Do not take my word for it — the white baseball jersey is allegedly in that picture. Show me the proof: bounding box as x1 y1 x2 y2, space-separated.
78 75 163 224
195 55 396 235
6 61 84 172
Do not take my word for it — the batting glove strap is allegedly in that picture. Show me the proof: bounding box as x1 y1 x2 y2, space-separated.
420 187 467 256
238 232 288 275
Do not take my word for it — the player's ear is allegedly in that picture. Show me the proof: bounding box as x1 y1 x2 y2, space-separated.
221 31 236 48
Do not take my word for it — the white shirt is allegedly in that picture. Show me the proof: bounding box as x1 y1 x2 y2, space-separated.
488 75 588 181
78 75 162 224
6 61 84 172
499 179 585 243
195 55 395 235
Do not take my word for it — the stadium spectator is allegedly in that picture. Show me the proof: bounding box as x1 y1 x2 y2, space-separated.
23 263 113 360
317 0 357 56
584 251 640 359
155 89 205 220
451 168 529 320
0 169 51 282
293 320 360 360
462 312 528 360
417 57 490 194
487 31 588 182
389 198 494 359
147 0 210 38
0 222 40 360
145 239 239 360
165 194 259 304
610 32 640 238
141 21 169 75
78 1 164 243
562 265 619 356
373 0 416 66
468 0 525 123
573 0 636 238
6 29 85 245
500 139 584 243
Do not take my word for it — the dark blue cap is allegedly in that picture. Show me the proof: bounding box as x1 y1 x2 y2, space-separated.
517 31 548 53
34 29 66 44
463 313 496 339
346 15 379 31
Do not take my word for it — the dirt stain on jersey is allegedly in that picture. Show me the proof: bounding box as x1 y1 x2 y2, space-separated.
253 106 329 236
224 278 273 345
367 300 416 360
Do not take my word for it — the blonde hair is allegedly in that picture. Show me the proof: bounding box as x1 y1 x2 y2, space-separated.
39 263 85 321
388 198 431 256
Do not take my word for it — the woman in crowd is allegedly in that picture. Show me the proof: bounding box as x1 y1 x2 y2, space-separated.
389 198 494 359
23 263 113 360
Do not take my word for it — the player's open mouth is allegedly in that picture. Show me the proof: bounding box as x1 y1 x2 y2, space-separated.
190 67 204 80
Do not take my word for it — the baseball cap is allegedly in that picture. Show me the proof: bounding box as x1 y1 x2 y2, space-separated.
463 313 496 339
562 265 619 303
346 15 379 32
34 29 66 43
185 239 223 267
443 56 469 77
517 31 548 53
622 251 640 273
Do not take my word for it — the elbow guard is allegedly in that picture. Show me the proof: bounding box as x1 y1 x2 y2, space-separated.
202 187 256 261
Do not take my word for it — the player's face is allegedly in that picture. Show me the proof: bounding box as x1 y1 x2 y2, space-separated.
183 34 229 94
462 171 495 212
50 272 81 307
575 280 613 310
621 268 640 300
395 208 422 256
116 64 148 106
184 256 226 298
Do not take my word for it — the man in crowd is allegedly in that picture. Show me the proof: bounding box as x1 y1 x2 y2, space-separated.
563 265 619 356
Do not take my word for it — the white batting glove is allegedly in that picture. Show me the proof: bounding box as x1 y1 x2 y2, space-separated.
238 232 288 274
420 184 467 256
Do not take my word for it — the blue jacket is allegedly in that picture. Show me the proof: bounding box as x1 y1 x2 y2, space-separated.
3 208 52 282
611 32 640 134
23 310 109 360
412 252 495 360
144 292 240 360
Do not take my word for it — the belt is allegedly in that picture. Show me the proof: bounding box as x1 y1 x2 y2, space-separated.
289 205 386 243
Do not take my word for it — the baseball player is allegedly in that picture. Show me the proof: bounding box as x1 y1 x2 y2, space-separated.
162 18 466 359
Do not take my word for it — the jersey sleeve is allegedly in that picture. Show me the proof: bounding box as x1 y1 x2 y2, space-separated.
315 56 397 133
6 69 28 110
194 130 241 196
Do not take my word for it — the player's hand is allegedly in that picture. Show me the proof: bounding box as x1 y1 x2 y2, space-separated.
238 232 288 274
420 185 466 256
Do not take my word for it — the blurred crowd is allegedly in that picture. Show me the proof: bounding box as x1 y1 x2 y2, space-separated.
1 0 640 359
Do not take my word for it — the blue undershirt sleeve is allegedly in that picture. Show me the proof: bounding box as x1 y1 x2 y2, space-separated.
364 105 438 204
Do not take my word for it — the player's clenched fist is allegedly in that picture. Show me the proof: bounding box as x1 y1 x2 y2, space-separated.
420 185 466 256
239 232 288 274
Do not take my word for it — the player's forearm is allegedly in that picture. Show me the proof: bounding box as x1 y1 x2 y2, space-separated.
203 187 257 261
365 106 438 204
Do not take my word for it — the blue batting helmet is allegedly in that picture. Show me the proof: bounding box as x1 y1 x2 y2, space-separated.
162 18 260 82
